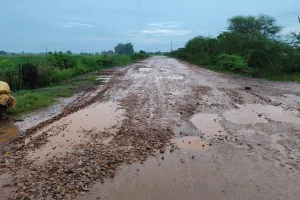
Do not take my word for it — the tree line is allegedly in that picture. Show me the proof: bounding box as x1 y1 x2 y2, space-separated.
171 14 300 80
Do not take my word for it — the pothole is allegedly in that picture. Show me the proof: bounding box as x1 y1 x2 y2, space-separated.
172 136 208 151
0 122 19 143
224 104 300 125
190 113 225 136
139 68 152 72
27 101 124 161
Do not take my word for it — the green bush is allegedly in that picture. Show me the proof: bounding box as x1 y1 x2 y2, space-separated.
96 55 113 67
0 60 19 89
48 53 77 69
215 54 248 72
37 62 55 87
51 68 73 83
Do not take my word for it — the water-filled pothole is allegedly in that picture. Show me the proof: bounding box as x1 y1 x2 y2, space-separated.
172 136 208 151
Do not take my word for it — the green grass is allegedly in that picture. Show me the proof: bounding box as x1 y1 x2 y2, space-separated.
11 85 75 116
267 74 300 82
10 75 100 116
1 53 149 116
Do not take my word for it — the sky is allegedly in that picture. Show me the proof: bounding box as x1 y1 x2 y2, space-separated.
1 0 300 53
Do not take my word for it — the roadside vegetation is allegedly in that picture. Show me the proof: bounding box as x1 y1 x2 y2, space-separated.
170 14 300 81
0 43 149 116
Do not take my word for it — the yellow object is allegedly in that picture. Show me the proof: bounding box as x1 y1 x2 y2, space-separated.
0 81 16 108
0 81 10 94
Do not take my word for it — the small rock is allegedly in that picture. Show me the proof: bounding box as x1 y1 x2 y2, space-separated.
46 195 52 200
160 149 165 154
245 87 251 91
161 157 164 160
80 192 86 196
191 156 194 159
16 193 24 199
258 114 262 117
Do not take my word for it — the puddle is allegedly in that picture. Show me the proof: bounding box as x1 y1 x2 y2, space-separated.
172 136 208 151
0 122 19 143
270 137 285 154
224 107 268 125
28 101 124 160
139 68 152 72
224 104 300 125
190 113 225 136
96 76 112 83
282 94 300 103
158 76 184 80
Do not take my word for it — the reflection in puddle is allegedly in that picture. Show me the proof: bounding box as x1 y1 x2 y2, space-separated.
224 107 268 125
139 68 152 72
224 104 300 125
28 101 124 160
172 136 208 151
190 113 225 136
0 122 19 143
97 76 112 83
158 76 184 80
282 94 300 102
270 136 285 153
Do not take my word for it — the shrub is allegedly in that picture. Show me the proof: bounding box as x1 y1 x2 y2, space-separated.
0 60 19 90
37 62 55 87
215 54 248 72
48 53 77 69
51 68 73 83
96 55 113 67
19 63 38 89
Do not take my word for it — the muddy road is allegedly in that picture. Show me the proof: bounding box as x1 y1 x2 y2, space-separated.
1 56 300 200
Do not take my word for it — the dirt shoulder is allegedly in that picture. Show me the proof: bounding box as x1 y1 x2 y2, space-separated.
1 56 300 200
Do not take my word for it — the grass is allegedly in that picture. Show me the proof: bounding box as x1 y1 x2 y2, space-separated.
1 54 149 116
267 74 300 82
11 85 75 116
10 75 99 116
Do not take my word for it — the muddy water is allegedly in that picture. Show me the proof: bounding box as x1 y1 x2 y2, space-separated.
172 136 208 150
0 122 19 143
224 104 300 125
282 94 300 103
139 68 152 72
190 113 225 135
28 101 124 160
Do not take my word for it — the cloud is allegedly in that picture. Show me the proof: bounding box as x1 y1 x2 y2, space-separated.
68 22 94 27
128 28 192 37
149 22 182 28
57 22 95 28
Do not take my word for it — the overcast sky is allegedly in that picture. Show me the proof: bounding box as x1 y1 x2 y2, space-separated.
1 0 300 53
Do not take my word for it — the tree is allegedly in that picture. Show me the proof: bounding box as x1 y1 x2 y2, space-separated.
114 43 134 55
288 31 300 49
228 14 281 38
0 50 7 55
66 50 72 55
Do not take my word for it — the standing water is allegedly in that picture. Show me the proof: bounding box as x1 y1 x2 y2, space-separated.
0 121 19 143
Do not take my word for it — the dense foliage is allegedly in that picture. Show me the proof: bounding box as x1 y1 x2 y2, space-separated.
114 43 134 55
171 14 300 79
0 51 149 90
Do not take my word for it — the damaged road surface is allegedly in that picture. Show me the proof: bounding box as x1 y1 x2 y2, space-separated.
1 56 300 200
